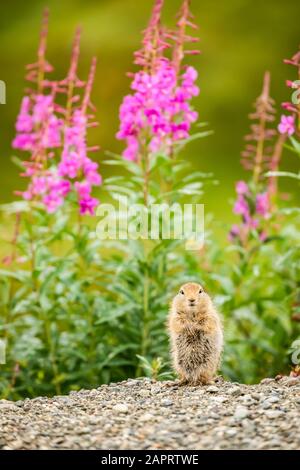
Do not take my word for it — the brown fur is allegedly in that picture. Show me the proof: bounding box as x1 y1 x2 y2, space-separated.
168 282 223 385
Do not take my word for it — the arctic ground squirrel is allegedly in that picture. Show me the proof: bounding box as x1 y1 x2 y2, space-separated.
168 282 223 385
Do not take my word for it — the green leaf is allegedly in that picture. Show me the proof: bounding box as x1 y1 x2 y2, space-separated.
290 136 300 156
266 170 300 181
103 152 142 176
174 130 214 147
0 269 28 282
210 274 235 295
11 155 25 169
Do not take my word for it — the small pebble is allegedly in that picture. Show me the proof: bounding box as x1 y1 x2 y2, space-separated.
212 396 228 404
206 386 219 393
264 410 285 419
139 389 151 397
113 403 129 413
260 378 274 385
228 386 242 397
234 406 250 420
140 413 154 422
226 429 238 437
161 399 174 407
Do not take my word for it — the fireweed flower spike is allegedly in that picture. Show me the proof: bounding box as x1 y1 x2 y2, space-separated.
134 0 168 73
230 180 271 243
12 12 101 215
269 48 300 205
278 115 295 136
230 73 279 244
59 27 85 124
25 8 53 94
241 71 276 184
171 0 200 75
267 130 287 207
13 9 57 154
13 10 67 211
60 57 101 216
116 0 200 162
281 46 300 135
57 49 102 215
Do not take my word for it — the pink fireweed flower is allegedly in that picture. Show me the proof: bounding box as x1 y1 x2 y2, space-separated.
32 95 52 123
58 151 82 179
21 174 71 212
42 114 63 148
84 160 102 186
236 180 249 195
278 115 295 136
43 193 64 213
15 97 33 133
74 181 92 198
42 178 71 213
59 107 101 214
31 176 48 195
233 195 249 219
229 224 240 242
123 137 139 161
13 94 63 151
13 133 37 152
256 192 270 218
231 183 270 243
180 66 200 98
117 58 199 160
79 195 99 215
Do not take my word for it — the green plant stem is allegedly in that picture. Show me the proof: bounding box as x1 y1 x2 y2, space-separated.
268 133 286 208
136 265 150 377
4 213 21 341
30 212 61 395
142 144 150 206
2 362 20 400
253 119 266 185
234 250 260 357
42 311 61 395
253 71 271 185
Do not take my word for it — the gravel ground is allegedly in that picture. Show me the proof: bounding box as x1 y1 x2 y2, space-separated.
0 376 299 450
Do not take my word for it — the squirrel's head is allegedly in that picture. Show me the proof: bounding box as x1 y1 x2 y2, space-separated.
173 282 210 317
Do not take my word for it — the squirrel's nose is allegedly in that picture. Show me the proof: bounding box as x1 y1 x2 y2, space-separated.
189 299 195 304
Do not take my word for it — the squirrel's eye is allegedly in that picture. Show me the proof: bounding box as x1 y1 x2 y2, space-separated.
180 290 184 295
199 289 203 294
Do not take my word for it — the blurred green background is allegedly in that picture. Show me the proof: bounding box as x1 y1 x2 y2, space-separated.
0 0 299 221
